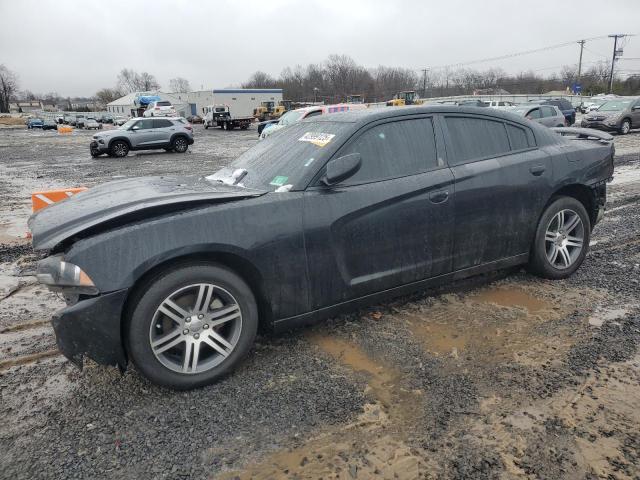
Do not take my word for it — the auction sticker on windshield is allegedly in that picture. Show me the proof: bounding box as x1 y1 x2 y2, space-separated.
298 132 335 147
270 175 289 187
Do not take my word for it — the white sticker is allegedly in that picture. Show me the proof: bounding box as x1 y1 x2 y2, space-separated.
298 132 336 147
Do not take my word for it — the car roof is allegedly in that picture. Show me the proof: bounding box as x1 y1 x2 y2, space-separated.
307 105 537 127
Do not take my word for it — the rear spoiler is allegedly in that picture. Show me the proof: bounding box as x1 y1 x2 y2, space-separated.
551 127 613 143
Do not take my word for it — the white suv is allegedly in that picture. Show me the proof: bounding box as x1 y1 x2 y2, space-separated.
143 100 177 117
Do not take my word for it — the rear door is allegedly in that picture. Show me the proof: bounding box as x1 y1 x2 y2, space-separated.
631 98 640 126
303 116 455 308
440 114 552 270
540 106 558 127
152 118 175 144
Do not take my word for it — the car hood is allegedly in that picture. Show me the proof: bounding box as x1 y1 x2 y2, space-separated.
585 111 620 120
28 176 267 250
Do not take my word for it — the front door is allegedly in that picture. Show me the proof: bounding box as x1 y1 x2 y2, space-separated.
303 116 455 309
130 118 158 146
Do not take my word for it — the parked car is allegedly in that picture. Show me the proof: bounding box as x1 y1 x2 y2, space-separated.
113 116 128 126
187 115 203 124
67 115 77 126
84 118 102 130
101 114 114 124
76 115 86 129
42 119 58 131
457 99 488 107
143 100 177 117
529 98 576 125
89 117 194 158
580 97 640 135
55 115 64 124
505 105 566 127
260 103 367 139
26 118 44 129
29 106 614 389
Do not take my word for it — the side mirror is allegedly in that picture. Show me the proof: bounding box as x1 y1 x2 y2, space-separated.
633 105 640 110
130 125 140 131
322 153 362 186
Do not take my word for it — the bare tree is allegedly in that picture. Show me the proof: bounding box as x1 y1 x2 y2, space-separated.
169 77 191 93
95 87 122 106
138 72 160 91
117 68 160 93
242 71 276 88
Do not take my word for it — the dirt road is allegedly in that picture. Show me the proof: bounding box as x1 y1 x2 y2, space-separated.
1 125 639 479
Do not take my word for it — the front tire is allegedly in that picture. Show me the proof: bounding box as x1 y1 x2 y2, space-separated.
528 196 590 279
110 140 129 158
126 263 258 390
619 119 631 135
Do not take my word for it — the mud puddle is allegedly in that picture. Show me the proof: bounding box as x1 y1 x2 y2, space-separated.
220 334 426 479
405 284 603 367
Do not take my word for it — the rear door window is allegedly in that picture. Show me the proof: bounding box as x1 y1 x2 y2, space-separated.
527 108 542 119
153 119 173 128
541 106 556 117
443 116 511 165
338 118 438 185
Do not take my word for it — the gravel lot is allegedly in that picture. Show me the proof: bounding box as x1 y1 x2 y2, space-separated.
1 123 639 479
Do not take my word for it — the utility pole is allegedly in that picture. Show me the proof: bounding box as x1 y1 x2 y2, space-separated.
576 40 585 84
421 69 428 98
608 34 626 93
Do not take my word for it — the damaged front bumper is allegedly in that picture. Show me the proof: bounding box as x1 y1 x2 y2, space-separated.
52 289 129 370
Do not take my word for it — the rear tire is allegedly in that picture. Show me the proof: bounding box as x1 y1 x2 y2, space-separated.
172 136 189 153
126 263 258 390
528 196 590 279
619 119 631 135
110 140 129 158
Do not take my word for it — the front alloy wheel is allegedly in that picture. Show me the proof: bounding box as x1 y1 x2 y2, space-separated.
150 283 242 374
620 119 631 135
127 263 258 389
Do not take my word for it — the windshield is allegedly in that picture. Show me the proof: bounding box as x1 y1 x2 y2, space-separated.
119 119 137 130
596 100 633 112
278 110 306 126
207 121 346 190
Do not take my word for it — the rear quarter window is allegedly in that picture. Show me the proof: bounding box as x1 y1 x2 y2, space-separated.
505 124 532 150
444 116 511 165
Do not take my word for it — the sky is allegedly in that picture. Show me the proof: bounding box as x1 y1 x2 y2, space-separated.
1 0 639 97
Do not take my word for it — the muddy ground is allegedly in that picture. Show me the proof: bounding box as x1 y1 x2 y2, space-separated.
0 123 639 480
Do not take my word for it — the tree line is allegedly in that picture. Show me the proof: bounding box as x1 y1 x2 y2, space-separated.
242 54 640 103
1 57 639 113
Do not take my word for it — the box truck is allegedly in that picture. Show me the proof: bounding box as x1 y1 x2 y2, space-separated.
203 89 283 130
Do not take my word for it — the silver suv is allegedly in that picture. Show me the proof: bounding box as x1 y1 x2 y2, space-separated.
90 117 194 158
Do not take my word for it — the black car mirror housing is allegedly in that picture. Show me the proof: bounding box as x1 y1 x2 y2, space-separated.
322 153 362 186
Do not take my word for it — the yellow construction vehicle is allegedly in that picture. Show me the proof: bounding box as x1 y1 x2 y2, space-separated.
273 100 294 118
253 101 276 122
386 91 424 107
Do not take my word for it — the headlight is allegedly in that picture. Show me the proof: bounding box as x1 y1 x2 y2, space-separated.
36 255 98 294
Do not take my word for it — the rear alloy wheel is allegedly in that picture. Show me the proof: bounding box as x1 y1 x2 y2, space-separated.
528 196 590 279
619 119 631 135
110 140 129 158
172 136 188 153
127 264 258 389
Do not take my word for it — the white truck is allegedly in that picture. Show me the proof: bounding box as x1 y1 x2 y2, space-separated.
203 89 282 131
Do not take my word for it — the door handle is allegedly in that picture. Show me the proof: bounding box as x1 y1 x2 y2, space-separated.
429 190 449 204
529 165 546 176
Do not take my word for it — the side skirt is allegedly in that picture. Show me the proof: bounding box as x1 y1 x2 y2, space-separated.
272 253 529 333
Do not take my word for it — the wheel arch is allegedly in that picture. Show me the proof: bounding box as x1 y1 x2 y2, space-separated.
121 250 273 346
543 183 597 229
170 133 190 144
107 136 132 149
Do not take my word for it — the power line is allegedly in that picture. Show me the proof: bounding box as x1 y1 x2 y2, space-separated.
424 35 616 71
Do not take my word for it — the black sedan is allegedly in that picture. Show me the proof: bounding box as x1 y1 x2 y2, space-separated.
29 106 614 389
